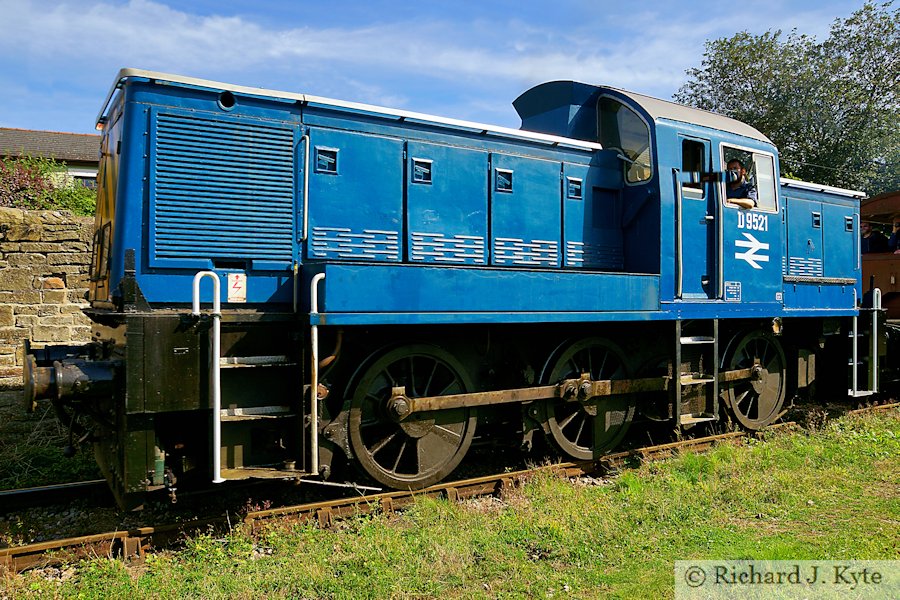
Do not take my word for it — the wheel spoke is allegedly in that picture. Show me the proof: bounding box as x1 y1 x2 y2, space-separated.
574 416 586 447
423 361 438 396
436 377 460 396
382 366 397 387
349 346 475 488
726 332 785 429
558 409 579 431
368 431 399 456
597 351 608 378
390 439 408 473
408 357 417 395
544 338 633 459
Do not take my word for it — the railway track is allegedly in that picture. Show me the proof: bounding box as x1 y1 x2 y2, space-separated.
0 480 111 514
1 402 896 574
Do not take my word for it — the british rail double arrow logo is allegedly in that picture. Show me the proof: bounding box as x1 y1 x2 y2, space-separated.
734 233 770 269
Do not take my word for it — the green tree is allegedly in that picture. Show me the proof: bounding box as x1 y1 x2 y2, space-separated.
675 1 899 196
0 155 96 216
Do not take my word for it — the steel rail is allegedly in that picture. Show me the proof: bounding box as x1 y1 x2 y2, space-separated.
0 480 110 514
1 403 895 574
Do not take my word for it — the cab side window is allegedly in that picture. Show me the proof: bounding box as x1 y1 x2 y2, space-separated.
598 97 652 184
722 146 778 212
752 153 777 211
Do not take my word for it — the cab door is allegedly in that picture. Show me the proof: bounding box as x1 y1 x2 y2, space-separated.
677 137 716 299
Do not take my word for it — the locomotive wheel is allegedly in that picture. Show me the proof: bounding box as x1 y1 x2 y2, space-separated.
722 331 786 430
541 338 636 460
348 345 476 490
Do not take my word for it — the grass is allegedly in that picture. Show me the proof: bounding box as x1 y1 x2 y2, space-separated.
0 401 102 490
3 409 898 599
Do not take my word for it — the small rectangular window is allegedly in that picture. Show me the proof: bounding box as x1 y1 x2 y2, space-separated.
495 168 513 193
566 177 583 200
845 216 854 232
315 147 338 174
812 212 822 228
681 139 705 199
411 158 432 184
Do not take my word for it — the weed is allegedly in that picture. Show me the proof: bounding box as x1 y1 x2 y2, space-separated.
3 410 897 598
0 156 96 216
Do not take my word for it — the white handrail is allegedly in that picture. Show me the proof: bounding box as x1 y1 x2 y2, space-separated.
872 288 882 392
300 134 310 242
852 287 859 396
192 271 225 484
309 273 326 476
673 168 683 298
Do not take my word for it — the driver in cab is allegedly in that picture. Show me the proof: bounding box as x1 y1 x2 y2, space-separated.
725 159 757 210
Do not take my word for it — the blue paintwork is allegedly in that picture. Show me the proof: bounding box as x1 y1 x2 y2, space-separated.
97 74 861 323
406 142 488 265
315 264 659 313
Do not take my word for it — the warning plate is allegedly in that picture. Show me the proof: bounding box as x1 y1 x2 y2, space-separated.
227 273 247 303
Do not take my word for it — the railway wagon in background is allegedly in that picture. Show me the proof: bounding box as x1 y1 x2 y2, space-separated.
23 69 879 509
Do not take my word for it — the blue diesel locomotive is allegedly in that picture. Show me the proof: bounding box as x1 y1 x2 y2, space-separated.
23 69 879 508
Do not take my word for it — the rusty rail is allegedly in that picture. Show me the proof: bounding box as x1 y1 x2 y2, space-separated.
2 403 895 574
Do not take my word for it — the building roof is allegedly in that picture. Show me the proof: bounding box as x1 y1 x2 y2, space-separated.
861 189 900 221
0 128 100 163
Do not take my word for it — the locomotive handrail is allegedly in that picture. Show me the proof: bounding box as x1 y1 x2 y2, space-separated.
716 167 724 298
673 168 684 298
299 133 310 242
852 287 859 396
850 287 881 397
309 273 326 476
192 271 225 484
873 288 882 392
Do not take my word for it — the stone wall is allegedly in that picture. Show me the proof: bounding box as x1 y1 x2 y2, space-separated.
0 207 94 389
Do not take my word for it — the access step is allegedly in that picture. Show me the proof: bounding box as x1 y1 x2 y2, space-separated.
220 405 295 421
219 355 296 368
679 414 717 425
679 336 715 345
680 373 716 386
219 466 306 480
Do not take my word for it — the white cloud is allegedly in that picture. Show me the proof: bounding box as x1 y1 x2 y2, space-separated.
0 0 868 132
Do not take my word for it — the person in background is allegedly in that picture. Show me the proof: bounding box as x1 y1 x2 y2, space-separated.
861 221 889 253
888 215 900 253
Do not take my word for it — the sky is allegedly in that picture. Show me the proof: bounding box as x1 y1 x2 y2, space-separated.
0 0 872 135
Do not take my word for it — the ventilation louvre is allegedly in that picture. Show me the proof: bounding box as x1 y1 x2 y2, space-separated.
151 111 295 267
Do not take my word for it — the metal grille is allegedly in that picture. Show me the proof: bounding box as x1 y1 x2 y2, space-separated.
565 241 623 269
493 238 558 267
411 233 486 264
788 257 824 278
152 112 295 263
310 227 400 260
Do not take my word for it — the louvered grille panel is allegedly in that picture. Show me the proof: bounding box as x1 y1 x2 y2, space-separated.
152 112 295 264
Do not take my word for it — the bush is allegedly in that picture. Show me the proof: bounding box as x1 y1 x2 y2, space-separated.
0 155 96 216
